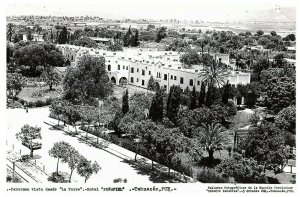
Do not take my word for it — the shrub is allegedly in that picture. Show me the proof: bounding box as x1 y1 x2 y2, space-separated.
47 172 68 183
6 175 22 183
7 99 23 109
195 167 231 183
27 98 53 108
216 153 268 183
19 155 32 162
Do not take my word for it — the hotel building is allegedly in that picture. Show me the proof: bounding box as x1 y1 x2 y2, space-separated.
57 44 251 92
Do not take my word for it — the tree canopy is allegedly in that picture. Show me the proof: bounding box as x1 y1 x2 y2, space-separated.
13 43 64 77
63 55 113 104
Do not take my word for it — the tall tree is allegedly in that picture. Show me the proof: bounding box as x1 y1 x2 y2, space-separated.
222 80 230 104
149 88 164 122
57 26 68 44
67 148 81 182
198 122 228 164
166 85 181 124
77 156 100 183
123 27 133 47
155 27 167 42
147 75 157 91
50 99 68 126
122 89 129 115
239 122 291 173
27 30 33 41
48 141 71 175
63 55 113 104
198 82 206 108
194 36 210 57
189 86 197 110
14 43 64 77
40 66 62 90
7 23 14 42
198 59 228 88
65 105 81 133
205 85 216 107
133 29 140 46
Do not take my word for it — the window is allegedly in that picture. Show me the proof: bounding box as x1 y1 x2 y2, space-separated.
174 76 177 80
131 77 134 83
164 85 167 90
189 79 193 86
123 65 125 69
136 78 139 82
164 74 167 80
108 65 111 71
142 80 145 86
219 58 222 62
142 69 145 76
118 65 120 70
137 68 139 72
126 66 128 70
170 75 173 80
131 67 134 73
197 81 200 85
157 72 161 78
180 77 184 84
149 71 151 75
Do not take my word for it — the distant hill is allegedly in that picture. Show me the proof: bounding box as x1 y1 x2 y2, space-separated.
241 6 296 23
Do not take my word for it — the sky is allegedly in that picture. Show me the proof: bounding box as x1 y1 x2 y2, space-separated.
6 0 297 22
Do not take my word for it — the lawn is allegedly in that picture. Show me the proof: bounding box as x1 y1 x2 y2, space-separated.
18 85 62 102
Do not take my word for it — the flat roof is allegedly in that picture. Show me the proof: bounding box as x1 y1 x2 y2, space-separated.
89 37 111 42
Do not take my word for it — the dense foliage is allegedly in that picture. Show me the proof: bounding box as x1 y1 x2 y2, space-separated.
63 55 113 104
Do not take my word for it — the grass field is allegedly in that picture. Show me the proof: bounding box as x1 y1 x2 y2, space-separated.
18 85 62 102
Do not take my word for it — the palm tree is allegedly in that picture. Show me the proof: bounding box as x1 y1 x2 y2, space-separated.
198 58 229 89
198 122 228 163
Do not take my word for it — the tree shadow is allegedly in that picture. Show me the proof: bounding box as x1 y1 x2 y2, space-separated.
77 136 110 150
267 176 280 184
198 157 221 168
120 159 180 183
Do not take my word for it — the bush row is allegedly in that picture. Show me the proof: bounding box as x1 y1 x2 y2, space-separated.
79 125 232 183
7 99 23 109
7 97 53 109
17 98 53 108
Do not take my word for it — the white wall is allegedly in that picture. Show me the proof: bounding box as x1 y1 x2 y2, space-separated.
57 44 251 93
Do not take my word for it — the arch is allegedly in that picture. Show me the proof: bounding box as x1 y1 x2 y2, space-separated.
111 77 116 84
119 77 128 86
